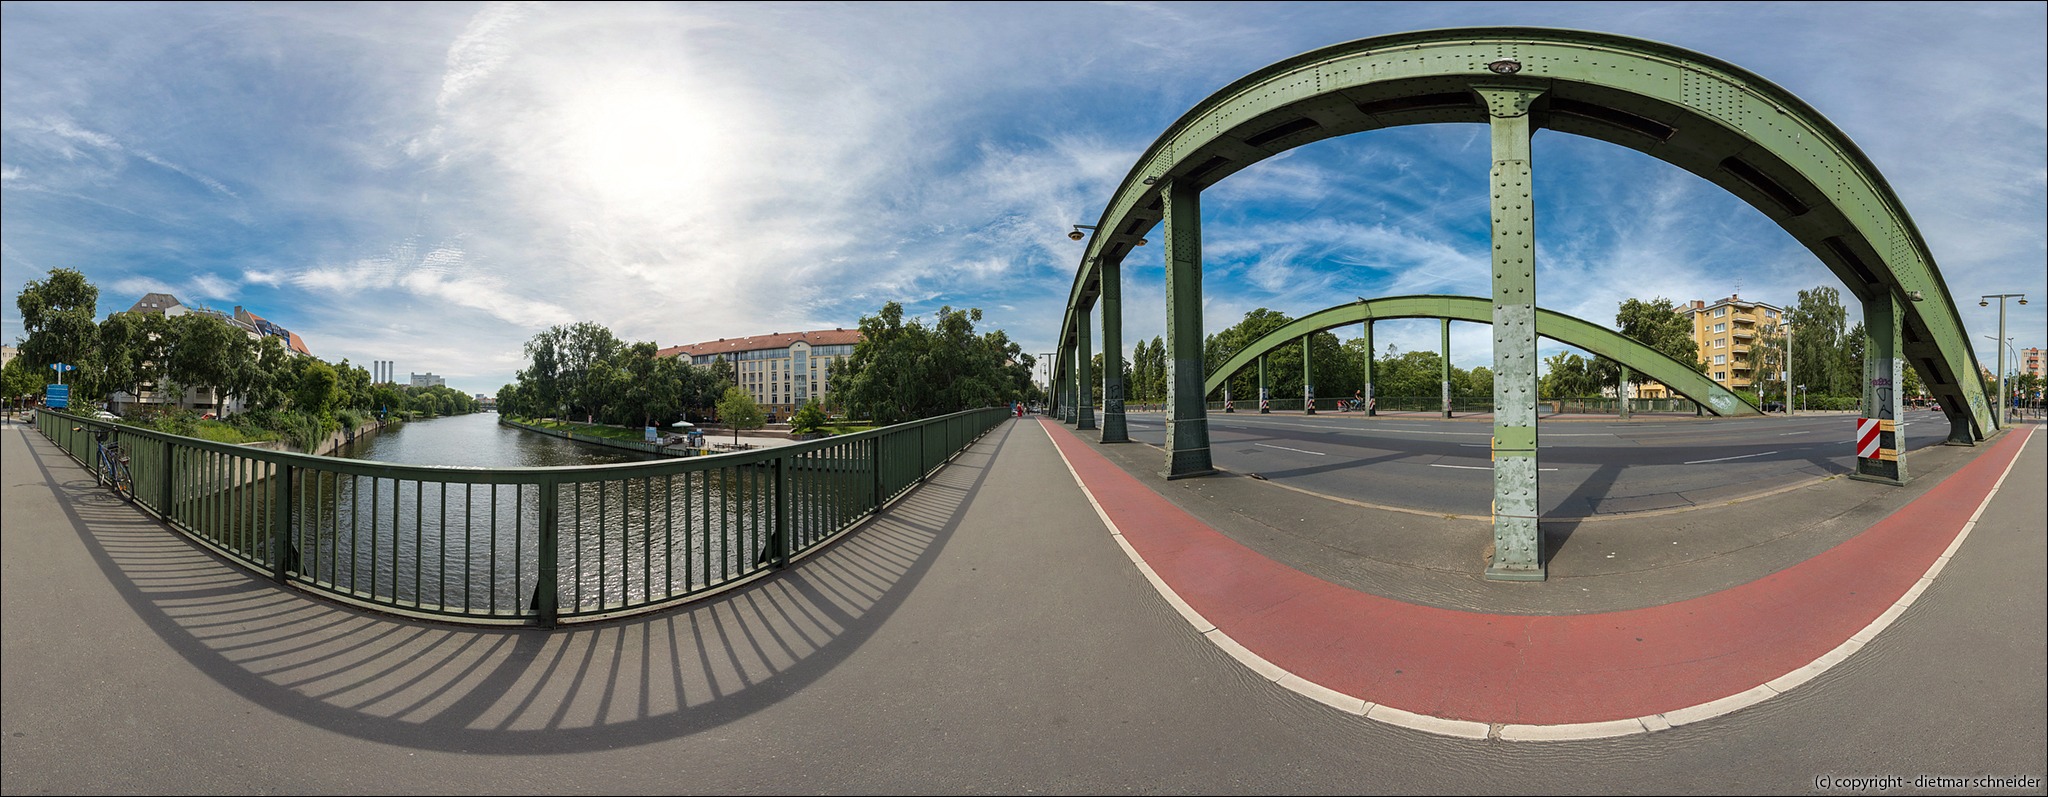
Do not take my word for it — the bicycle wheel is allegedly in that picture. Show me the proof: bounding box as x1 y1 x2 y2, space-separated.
113 456 135 502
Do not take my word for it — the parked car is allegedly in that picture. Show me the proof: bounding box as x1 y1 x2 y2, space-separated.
91 410 119 421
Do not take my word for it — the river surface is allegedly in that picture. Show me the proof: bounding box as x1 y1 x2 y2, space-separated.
287 412 806 617
334 411 662 467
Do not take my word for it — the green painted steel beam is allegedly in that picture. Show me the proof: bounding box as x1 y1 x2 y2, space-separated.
1203 295 1762 417
1055 26 1993 444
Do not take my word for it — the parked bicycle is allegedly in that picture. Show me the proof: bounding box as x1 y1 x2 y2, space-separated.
73 426 135 503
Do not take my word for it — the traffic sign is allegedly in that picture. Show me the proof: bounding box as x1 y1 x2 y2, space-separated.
45 384 70 409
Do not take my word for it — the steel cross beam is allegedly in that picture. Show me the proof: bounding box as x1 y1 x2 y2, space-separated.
1052 27 1997 469
1204 296 1760 418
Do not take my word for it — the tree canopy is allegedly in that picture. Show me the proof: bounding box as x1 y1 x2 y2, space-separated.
826 302 1032 424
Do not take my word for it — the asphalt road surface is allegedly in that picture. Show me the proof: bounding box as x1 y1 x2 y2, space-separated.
1116 409 1955 517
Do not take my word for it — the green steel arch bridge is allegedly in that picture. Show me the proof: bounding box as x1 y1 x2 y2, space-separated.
1048 27 2001 581
1201 294 1760 419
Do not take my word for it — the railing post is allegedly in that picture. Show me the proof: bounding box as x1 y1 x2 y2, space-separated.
774 455 791 568
162 435 175 518
533 482 560 627
270 463 294 583
871 435 885 509
918 423 928 482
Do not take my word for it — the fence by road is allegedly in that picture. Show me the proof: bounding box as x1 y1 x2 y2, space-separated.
37 407 1008 627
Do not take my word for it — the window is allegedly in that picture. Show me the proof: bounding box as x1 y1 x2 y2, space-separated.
1714 323 1727 333
1714 307 1727 317
1715 371 1727 381
1715 354 1728 364
1715 339 1727 348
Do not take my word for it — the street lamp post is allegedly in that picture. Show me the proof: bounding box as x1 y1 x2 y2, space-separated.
1979 293 2029 428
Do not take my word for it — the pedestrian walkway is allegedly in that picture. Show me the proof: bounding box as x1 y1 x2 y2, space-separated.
2 415 2042 793
1039 418 2036 738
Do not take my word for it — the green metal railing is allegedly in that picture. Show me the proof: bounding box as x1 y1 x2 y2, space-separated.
38 406 1007 627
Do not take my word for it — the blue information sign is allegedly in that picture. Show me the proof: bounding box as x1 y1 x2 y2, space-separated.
45 384 70 409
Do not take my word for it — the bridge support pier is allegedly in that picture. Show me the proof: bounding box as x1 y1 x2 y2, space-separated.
1162 178 1214 479
1853 292 1910 484
1077 303 1096 430
1362 321 1375 416
1619 364 1632 420
1302 335 1316 414
1480 85 1547 582
1441 318 1453 418
1100 258 1128 442
1258 356 1270 413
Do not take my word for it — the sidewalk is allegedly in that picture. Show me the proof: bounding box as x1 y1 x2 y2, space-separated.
3 415 2042 793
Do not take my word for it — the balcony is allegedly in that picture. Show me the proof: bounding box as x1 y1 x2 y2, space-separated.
1731 328 1756 339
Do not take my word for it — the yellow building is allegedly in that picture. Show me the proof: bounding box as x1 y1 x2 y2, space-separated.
659 329 860 418
1687 295 1783 393
1630 295 1784 402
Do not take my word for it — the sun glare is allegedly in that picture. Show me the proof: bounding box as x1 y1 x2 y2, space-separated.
562 80 730 212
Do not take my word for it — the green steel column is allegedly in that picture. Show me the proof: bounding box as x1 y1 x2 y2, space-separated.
1162 178 1214 479
1362 321 1375 416
1063 343 1078 425
1480 85 1546 582
1853 292 1910 485
1619 364 1632 420
1077 303 1096 430
1440 318 1453 419
1258 356 1270 413
1302 335 1316 415
1071 344 1082 424
1100 258 1129 442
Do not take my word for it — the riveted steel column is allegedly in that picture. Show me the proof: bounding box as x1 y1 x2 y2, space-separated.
1302 335 1316 414
1853 292 1910 484
1619 364 1632 420
1362 321 1376 416
1480 85 1546 582
1162 178 1214 479
1063 343 1078 424
1258 356 1270 413
1077 302 1096 430
1100 259 1129 442
1440 318 1453 418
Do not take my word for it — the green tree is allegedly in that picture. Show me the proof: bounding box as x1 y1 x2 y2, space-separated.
15 267 100 398
295 361 340 416
2 355 44 402
789 399 827 435
716 386 766 445
167 313 256 416
1788 286 1848 397
1541 352 1599 399
827 302 1029 424
1606 297 1704 390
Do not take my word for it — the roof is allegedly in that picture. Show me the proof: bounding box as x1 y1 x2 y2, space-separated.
287 332 310 355
661 328 861 360
125 292 185 315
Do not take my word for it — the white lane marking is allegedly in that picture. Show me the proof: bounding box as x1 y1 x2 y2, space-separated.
1778 431 1812 436
1429 463 1559 471
1684 451 1778 465
1254 442 1325 456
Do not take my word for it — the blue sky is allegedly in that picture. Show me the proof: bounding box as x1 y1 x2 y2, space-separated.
4 2 2043 397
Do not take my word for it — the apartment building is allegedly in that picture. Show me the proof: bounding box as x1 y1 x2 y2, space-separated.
1688 295 1783 393
659 329 860 418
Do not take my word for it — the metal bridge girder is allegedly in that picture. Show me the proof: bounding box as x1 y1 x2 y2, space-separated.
1202 295 1761 417
1056 27 1994 444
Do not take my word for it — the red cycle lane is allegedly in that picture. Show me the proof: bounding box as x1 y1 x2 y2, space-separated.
1039 418 2034 728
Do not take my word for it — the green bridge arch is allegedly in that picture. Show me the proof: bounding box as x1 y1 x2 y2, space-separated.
1051 27 1994 579
1202 295 1761 417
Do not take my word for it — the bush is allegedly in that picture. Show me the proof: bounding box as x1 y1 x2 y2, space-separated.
790 400 828 435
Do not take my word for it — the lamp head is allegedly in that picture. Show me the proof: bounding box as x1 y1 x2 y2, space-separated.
2022 297 2030 305
1981 299 1990 307
1068 229 1084 241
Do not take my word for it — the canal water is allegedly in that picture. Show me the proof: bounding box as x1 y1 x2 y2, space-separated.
334 411 662 467
276 412 845 618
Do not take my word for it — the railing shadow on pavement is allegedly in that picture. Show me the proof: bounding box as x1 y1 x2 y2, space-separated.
15 420 1015 755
